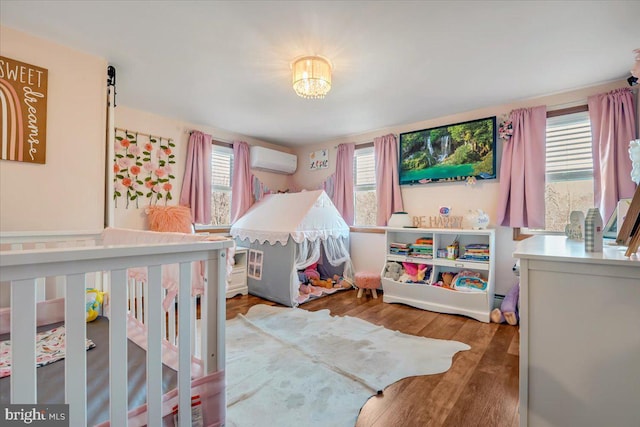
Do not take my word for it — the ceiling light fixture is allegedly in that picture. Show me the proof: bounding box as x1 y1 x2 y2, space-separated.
291 55 332 99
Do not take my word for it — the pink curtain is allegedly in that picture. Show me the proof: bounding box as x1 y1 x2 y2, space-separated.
588 88 637 222
374 134 404 225
179 131 212 224
496 106 547 228
332 143 355 225
230 141 252 223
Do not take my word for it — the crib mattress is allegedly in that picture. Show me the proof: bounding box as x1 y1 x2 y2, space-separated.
0 317 178 426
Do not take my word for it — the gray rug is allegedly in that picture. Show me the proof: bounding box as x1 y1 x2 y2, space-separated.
225 304 470 427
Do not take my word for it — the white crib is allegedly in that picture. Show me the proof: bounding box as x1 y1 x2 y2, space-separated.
0 230 233 426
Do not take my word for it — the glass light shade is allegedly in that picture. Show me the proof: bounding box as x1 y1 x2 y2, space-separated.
291 56 332 99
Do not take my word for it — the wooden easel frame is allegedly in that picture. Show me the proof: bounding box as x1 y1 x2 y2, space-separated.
616 185 640 256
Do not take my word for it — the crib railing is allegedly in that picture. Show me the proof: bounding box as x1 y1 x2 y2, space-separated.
0 238 233 426
0 231 103 305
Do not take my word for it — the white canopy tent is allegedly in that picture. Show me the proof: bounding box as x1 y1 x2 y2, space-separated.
230 190 354 306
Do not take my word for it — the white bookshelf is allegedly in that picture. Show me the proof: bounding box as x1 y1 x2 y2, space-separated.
381 227 495 322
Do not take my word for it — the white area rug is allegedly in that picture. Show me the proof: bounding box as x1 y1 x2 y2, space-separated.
225 304 470 427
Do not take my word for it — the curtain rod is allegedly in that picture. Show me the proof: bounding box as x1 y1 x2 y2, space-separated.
333 134 399 149
188 130 233 147
115 127 173 142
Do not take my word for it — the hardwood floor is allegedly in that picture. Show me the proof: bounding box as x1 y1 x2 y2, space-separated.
226 289 520 427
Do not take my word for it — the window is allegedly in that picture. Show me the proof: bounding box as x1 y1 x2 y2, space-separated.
209 145 233 226
353 146 377 226
528 110 594 233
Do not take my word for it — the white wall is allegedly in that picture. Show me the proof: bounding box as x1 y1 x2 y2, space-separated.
0 26 107 233
113 106 296 230
294 79 629 295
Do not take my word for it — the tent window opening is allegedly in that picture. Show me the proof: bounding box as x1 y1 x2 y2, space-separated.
248 249 263 280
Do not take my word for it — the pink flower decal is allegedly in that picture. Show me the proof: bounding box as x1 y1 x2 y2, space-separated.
114 131 176 208
129 145 141 156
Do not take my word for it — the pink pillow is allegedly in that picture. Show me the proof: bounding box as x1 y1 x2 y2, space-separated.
146 205 193 233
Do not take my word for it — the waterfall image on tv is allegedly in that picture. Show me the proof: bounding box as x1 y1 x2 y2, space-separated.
399 116 497 185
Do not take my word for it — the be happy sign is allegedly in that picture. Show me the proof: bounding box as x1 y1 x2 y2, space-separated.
0 56 48 164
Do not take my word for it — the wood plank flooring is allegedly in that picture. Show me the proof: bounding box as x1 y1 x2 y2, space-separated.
226 289 519 427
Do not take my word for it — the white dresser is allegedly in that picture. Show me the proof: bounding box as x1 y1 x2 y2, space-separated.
514 235 640 427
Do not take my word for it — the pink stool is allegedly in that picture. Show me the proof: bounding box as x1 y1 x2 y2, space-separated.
355 272 380 299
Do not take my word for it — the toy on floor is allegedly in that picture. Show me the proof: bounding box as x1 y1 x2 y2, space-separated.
310 278 334 289
304 262 320 281
490 261 520 325
333 275 353 289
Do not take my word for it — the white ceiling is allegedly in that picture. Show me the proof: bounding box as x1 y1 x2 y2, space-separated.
2 1 639 147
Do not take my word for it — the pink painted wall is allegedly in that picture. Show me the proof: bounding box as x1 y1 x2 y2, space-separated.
292 80 630 295
0 26 107 232
113 105 295 230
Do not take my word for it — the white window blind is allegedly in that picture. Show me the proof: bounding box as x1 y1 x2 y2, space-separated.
207 145 233 226
211 147 233 189
354 147 375 189
353 146 377 226
546 111 592 182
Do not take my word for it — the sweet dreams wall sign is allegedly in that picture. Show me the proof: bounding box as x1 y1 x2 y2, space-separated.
0 56 48 164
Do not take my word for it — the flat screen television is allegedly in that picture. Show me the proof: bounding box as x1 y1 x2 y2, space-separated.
399 116 497 185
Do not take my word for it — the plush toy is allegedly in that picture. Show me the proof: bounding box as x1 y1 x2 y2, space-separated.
490 261 520 325
304 262 320 281
85 288 104 322
402 262 427 282
333 275 353 289
299 283 312 294
310 278 334 289
441 272 455 289
383 262 403 281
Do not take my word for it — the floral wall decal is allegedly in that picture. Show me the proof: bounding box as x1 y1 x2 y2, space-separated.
113 129 176 208
498 114 513 141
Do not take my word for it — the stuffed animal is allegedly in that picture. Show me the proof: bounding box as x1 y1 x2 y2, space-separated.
310 278 334 289
383 262 403 281
402 262 427 282
333 275 353 289
441 272 455 289
490 261 520 325
299 283 312 294
304 262 320 281
85 288 104 322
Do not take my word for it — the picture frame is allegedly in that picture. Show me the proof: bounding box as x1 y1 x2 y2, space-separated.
604 198 632 239
398 116 497 185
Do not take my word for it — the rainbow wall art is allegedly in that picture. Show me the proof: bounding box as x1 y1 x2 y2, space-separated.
0 56 48 164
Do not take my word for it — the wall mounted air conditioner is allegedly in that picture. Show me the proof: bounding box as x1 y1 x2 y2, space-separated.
250 146 298 175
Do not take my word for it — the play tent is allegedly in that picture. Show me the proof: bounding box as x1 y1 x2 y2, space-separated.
230 190 354 306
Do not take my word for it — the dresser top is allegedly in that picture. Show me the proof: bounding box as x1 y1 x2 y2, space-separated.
514 235 640 267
